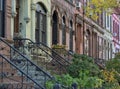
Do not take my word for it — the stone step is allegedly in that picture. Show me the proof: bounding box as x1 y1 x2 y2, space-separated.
0 82 34 89
31 55 47 61
0 44 10 56
0 75 26 83
19 52 66 75
34 60 65 75
0 68 17 76
0 61 12 68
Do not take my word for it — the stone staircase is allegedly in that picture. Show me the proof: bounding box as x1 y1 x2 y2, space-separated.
13 38 70 75
31 54 65 75
0 37 54 89
0 54 35 89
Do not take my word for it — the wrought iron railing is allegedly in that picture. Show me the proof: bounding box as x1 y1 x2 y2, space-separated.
95 58 106 69
13 38 70 74
0 37 54 89
53 47 74 62
0 54 41 89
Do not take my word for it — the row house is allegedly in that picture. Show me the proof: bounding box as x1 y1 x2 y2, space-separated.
11 0 51 46
102 12 113 60
51 0 112 61
0 0 115 61
112 13 120 56
74 0 113 61
51 0 76 51
0 0 118 88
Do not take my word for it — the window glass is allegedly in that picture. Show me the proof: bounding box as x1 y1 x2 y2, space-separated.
0 0 3 11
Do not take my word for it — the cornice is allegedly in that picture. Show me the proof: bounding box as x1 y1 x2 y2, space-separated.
76 14 104 34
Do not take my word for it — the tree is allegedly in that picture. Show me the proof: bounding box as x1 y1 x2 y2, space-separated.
85 0 119 20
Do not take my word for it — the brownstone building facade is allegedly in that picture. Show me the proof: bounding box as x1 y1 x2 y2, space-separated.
51 0 113 61
51 0 76 52
75 0 110 60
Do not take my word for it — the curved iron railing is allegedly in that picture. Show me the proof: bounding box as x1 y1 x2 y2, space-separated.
0 37 54 89
53 47 74 61
13 38 70 74
0 54 40 89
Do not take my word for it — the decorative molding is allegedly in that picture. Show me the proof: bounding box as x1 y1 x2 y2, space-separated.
11 11 17 17
6 5 12 18
31 3 36 10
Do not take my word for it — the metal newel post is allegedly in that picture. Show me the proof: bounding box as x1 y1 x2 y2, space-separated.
53 83 61 89
71 83 78 89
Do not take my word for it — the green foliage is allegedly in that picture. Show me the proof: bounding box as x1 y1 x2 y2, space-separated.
106 54 120 83
46 54 120 89
101 69 120 89
45 80 55 89
67 54 100 78
45 74 76 89
85 0 118 20
67 54 103 88
55 74 74 87
77 70 103 88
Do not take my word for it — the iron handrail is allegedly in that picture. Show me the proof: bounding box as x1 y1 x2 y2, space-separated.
0 37 54 89
13 37 71 65
0 54 43 89
94 58 106 69
13 37 70 74
0 37 53 78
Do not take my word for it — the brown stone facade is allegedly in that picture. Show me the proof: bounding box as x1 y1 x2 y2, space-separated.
51 0 102 59
51 0 76 52
0 0 112 61
52 0 111 60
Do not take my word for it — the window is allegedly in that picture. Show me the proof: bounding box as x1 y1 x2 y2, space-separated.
104 12 106 28
0 0 4 37
35 3 47 44
62 16 66 45
99 37 103 59
52 11 58 45
69 20 73 51
107 14 110 28
84 30 90 56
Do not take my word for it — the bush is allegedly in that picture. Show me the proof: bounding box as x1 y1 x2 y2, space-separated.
67 54 100 78
106 54 120 84
66 54 103 88
46 54 120 89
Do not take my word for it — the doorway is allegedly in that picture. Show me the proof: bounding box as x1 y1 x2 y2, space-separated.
52 11 58 45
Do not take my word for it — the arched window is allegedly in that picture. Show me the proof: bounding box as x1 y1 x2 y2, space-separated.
69 20 73 51
0 0 4 37
52 11 58 45
62 16 66 45
35 3 47 44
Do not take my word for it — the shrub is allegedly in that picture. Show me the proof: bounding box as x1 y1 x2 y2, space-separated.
106 55 120 84
67 54 100 78
67 54 103 88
